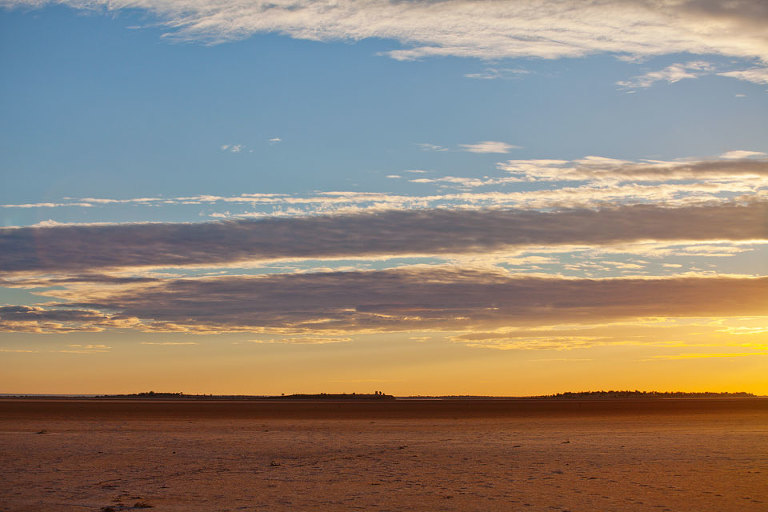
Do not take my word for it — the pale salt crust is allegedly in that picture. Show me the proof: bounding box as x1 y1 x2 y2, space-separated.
1 403 766 511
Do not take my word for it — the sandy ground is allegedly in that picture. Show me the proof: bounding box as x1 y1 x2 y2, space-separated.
1 399 766 511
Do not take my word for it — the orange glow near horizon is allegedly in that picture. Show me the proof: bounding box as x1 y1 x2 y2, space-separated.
2 316 766 396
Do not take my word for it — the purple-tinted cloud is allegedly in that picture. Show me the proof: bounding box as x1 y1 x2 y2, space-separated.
0 305 134 333
1 202 766 273
8 269 764 333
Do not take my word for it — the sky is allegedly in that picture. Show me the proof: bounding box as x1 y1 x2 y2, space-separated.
0 0 767 395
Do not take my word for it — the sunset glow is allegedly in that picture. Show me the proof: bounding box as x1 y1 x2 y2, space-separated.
1 0 767 395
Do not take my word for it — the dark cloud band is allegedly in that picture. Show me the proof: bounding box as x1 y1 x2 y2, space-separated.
2 202 766 273
5 269 766 333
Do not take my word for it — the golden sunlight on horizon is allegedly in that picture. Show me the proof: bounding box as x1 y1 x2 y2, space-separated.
2 316 766 396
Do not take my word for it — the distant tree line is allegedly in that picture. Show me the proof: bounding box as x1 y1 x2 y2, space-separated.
265 392 396 400
543 390 755 399
98 391 396 400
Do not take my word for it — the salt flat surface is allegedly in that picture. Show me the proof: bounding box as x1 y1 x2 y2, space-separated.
1 399 766 511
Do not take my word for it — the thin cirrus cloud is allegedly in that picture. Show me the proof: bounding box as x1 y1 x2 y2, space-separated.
718 67 768 84
140 341 199 345
2 155 765 213
720 150 767 160
405 154 768 201
616 61 715 89
417 141 521 154
0 182 755 215
459 141 520 154
464 67 529 80
1 202 766 274
616 61 768 88
498 155 768 183
248 337 351 344
646 352 768 360
2 270 766 334
4 0 768 68
416 143 449 152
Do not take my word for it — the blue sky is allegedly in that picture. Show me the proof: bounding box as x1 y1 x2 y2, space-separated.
2 4 767 217
1 0 767 394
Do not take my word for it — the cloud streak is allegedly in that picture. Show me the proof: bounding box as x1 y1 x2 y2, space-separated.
4 0 768 67
0 305 138 333
718 67 768 84
498 156 768 183
617 61 715 89
464 67 529 80
460 141 520 154
1 202 766 273
4 270 766 334
3 156 765 217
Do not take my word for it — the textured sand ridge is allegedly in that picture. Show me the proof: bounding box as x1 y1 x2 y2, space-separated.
1 399 766 511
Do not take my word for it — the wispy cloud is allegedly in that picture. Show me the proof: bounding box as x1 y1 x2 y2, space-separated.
720 150 767 159
646 352 767 360
459 141 520 154
0 202 94 209
50 344 113 354
617 61 768 89
417 143 448 152
452 331 611 351
268 137 282 144
248 337 351 344
617 61 715 90
221 144 245 153
464 67 529 80
140 341 199 345
418 141 521 154
498 155 768 183
3 154 765 216
717 326 768 335
450 317 768 351
5 1 768 66
718 67 768 84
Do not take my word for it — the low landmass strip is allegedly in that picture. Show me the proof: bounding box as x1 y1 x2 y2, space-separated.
540 390 756 399
0 390 758 400
404 391 757 400
96 391 397 400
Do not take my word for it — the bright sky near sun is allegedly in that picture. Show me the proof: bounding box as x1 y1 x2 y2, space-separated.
1 0 767 395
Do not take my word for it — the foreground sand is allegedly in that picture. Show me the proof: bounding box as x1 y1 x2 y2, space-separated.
1 399 766 511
